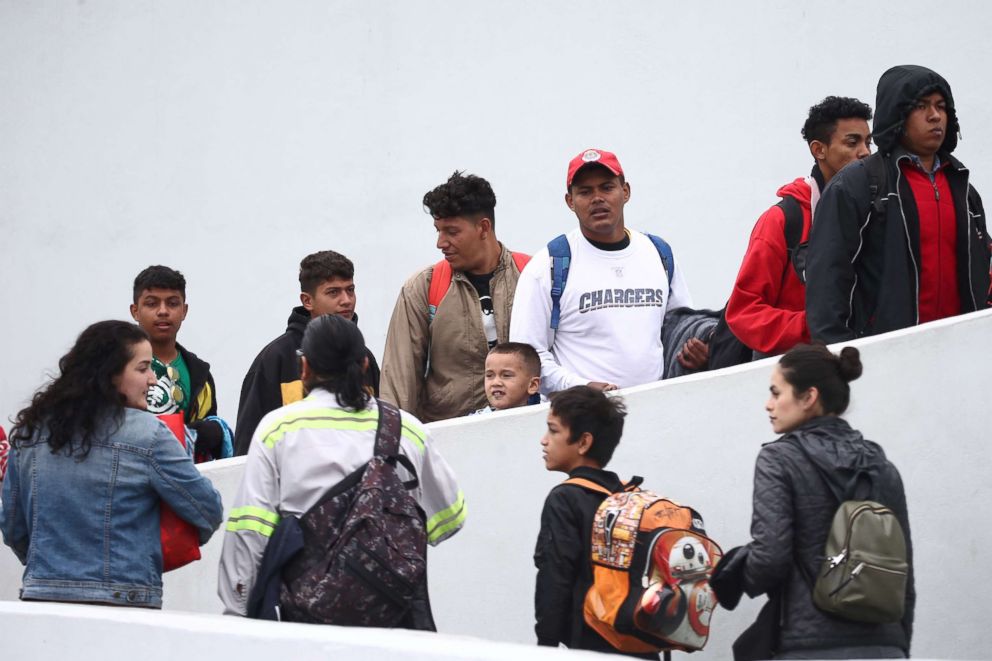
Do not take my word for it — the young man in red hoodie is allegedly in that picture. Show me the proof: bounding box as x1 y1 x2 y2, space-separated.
725 97 872 356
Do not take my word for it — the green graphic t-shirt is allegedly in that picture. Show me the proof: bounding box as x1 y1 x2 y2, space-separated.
146 352 192 417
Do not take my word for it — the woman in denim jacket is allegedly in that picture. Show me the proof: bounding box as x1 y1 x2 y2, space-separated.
0 320 223 608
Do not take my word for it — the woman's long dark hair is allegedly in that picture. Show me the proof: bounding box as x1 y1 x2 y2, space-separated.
10 320 149 456
300 314 371 411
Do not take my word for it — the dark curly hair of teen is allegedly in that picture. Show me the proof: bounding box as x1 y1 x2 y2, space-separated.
10 320 150 457
422 170 497 228
299 250 355 294
549 386 627 467
801 96 873 145
132 265 186 303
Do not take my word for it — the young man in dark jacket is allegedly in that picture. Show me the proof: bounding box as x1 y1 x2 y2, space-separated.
233 250 380 455
726 96 872 356
806 65 991 342
130 266 226 459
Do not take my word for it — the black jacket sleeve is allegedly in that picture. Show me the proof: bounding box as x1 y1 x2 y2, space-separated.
806 169 868 343
234 355 283 456
534 487 583 647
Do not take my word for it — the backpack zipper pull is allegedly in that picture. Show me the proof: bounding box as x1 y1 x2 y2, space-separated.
828 549 847 568
850 562 865 577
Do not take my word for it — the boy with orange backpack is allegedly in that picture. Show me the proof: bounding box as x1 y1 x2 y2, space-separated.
535 386 722 657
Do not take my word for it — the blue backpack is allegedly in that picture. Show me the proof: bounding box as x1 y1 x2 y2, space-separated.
547 233 674 330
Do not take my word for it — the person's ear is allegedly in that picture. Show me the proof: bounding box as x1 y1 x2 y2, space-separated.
576 431 594 456
300 291 313 312
129 303 139 321
801 386 821 411
565 191 575 211
180 302 188 321
478 217 492 239
527 376 541 396
621 181 631 202
810 140 827 163
299 355 313 382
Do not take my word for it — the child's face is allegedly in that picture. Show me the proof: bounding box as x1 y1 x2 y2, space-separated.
541 411 583 473
484 352 540 410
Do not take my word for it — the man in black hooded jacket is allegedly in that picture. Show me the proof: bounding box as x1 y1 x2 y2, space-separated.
806 65 991 342
234 251 380 455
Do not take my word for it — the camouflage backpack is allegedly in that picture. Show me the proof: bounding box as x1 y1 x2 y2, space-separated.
278 399 434 629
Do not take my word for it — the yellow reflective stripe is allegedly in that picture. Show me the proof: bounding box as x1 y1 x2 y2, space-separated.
226 518 277 537
259 406 426 453
400 424 425 453
261 409 379 448
226 506 281 537
426 491 466 543
228 506 280 525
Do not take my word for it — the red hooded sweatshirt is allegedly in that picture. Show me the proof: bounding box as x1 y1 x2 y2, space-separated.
726 177 815 355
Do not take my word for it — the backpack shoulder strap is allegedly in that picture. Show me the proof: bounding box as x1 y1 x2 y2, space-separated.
373 399 418 489
562 477 613 497
547 235 571 330
778 196 806 283
510 251 531 273
427 259 453 323
645 233 675 287
779 195 804 255
865 153 889 214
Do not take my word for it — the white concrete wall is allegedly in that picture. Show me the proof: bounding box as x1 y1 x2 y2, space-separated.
4 309 991 659
3 0 992 425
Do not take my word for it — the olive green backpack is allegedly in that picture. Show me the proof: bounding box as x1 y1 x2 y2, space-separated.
790 440 909 623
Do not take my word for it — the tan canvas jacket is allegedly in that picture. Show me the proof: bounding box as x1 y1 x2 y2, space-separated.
380 245 524 422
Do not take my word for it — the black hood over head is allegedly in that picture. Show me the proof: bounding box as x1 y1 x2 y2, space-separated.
872 64 959 155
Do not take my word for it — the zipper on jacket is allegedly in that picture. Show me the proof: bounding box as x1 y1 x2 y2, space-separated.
962 165 978 309
894 156 920 325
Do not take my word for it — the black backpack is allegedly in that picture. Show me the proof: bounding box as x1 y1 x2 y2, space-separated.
248 399 435 630
782 155 890 285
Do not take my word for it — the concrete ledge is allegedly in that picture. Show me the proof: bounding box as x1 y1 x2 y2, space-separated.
0 601 606 661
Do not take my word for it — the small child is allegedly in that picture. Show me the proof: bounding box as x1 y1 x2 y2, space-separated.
473 342 541 414
533 386 653 657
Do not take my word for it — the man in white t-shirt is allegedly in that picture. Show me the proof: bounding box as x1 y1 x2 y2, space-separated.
510 149 695 395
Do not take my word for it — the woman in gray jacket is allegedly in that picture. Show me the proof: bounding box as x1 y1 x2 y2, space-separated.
715 344 913 659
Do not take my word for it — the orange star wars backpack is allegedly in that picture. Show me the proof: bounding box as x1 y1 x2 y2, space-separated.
565 477 723 655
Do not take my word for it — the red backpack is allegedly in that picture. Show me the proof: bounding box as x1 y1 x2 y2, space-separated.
565 477 723 655
427 253 530 322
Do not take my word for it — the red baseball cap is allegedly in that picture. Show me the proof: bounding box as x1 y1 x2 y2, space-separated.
566 149 624 188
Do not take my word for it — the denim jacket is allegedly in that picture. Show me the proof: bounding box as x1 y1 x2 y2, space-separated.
0 408 224 608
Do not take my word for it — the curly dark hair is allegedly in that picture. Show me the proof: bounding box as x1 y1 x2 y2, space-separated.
549 386 627 467
10 321 150 457
299 314 371 412
423 171 497 228
299 250 355 294
133 265 186 303
801 96 873 145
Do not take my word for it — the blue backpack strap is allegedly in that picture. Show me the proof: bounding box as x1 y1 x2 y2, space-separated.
646 233 674 287
547 234 571 330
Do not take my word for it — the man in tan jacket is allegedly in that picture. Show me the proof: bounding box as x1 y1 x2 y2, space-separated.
381 171 529 422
